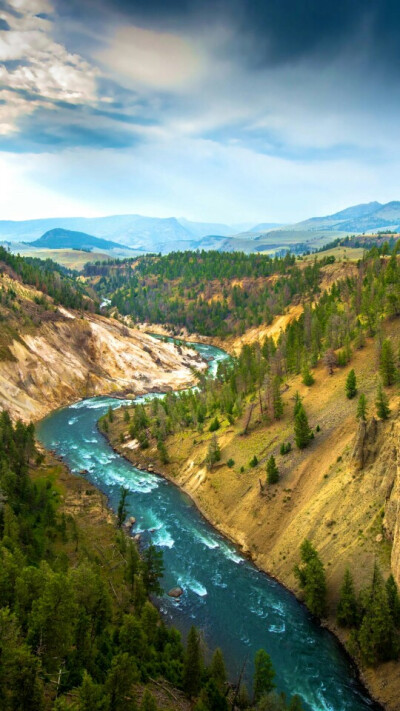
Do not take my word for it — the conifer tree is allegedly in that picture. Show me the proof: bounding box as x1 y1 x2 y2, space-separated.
78 672 110 711
294 405 312 450
358 565 398 665
379 338 396 386
337 569 358 627
105 652 138 711
209 648 227 692
183 626 203 698
253 649 276 703
302 363 314 386
266 455 279 484
345 369 357 399
272 377 283 420
356 393 367 421
293 391 302 417
386 574 400 628
133 574 146 612
142 544 164 595
206 435 221 469
294 540 326 617
117 487 129 528
376 383 390 420
289 697 305 711
140 689 158 711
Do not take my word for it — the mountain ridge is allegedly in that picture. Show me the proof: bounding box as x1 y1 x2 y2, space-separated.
30 227 135 252
3 201 400 256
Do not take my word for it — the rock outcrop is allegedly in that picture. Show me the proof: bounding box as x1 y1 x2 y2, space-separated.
350 417 379 470
0 307 206 422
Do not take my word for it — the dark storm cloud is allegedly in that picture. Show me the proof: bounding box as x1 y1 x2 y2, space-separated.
55 0 400 70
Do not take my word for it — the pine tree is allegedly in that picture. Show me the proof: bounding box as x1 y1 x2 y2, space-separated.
105 652 138 711
206 435 221 469
266 455 279 484
117 487 129 528
302 363 314 386
209 416 220 432
209 648 227 692
356 393 367 421
358 566 398 665
289 696 304 711
293 391 302 416
272 377 283 420
183 626 203 698
294 405 312 450
376 383 390 420
140 689 158 711
253 649 276 703
294 540 326 617
386 574 400 628
337 569 358 627
133 574 146 612
345 369 357 399
142 544 164 595
379 338 396 386
78 672 110 711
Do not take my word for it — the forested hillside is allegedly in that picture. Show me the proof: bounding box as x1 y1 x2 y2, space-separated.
84 251 332 337
104 240 400 707
0 247 94 312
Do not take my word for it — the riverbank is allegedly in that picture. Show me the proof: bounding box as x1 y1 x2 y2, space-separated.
107 384 400 711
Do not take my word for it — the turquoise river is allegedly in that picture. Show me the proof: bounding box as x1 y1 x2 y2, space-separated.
37 339 381 711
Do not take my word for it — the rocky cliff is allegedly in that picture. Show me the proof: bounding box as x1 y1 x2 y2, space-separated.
0 303 205 422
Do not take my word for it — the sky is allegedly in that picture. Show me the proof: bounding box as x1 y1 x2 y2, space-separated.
1 0 400 223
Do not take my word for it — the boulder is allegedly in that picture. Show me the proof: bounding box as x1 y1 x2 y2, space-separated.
168 586 184 598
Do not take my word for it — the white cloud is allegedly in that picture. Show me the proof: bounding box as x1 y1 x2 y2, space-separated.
0 0 99 134
97 25 208 91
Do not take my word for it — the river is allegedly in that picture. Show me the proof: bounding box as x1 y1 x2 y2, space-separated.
37 339 380 711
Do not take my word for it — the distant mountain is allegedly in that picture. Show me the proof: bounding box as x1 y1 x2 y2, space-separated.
0 214 237 250
30 228 135 252
291 201 400 233
177 218 236 238
2 202 400 257
248 222 283 232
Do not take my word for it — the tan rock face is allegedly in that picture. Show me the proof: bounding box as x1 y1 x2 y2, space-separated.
0 308 206 422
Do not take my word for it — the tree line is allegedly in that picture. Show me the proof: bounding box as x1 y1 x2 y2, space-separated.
0 247 95 311
294 540 400 666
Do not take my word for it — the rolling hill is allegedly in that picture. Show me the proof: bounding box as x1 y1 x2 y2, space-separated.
30 227 135 252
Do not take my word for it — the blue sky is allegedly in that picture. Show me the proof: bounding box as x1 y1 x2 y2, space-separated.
1 0 400 223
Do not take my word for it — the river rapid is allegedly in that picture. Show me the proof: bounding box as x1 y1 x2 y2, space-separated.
37 339 380 711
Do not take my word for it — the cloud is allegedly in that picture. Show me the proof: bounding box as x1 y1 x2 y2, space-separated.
2 0 400 222
0 0 99 134
98 25 207 91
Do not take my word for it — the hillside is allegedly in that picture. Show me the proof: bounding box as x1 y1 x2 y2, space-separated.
103 243 400 710
0 253 205 421
30 228 135 253
85 250 333 338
